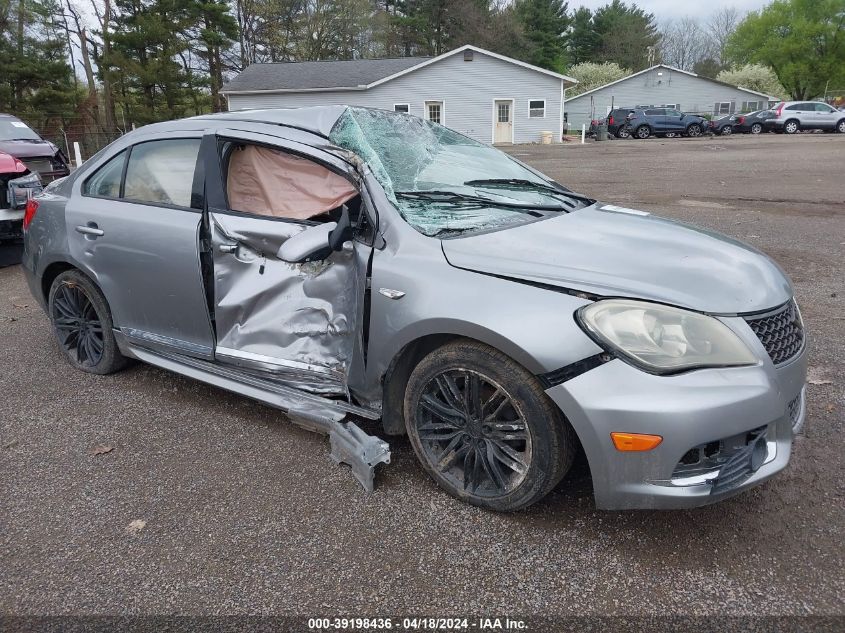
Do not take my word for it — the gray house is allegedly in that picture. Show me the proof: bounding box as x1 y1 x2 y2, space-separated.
222 45 577 145
565 64 780 130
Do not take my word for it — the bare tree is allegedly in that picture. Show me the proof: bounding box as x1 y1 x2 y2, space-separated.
708 7 740 64
659 17 715 71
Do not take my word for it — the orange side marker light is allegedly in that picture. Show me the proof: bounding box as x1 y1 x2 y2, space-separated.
610 432 663 451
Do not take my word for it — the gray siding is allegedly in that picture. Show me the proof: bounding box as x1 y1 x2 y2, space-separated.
565 67 774 130
227 51 564 144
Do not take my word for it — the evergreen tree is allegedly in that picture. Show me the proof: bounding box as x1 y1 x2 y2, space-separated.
513 0 570 72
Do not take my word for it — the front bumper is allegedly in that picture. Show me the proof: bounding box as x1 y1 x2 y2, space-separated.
546 317 807 510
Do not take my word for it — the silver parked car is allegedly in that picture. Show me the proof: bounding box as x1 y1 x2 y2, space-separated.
769 101 845 134
21 107 807 511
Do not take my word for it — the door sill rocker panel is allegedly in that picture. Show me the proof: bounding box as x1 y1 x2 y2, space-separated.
122 342 390 492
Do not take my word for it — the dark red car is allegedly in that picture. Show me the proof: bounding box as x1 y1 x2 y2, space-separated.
1 150 42 242
0 114 70 183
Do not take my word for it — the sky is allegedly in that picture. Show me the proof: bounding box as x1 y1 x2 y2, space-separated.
570 0 770 20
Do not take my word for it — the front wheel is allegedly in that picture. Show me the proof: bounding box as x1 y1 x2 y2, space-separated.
837 119 845 134
721 125 732 136
616 127 630 139
751 123 763 134
635 125 651 139
404 341 576 511
686 123 702 137
48 269 128 374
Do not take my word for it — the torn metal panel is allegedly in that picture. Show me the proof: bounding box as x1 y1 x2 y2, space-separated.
329 421 391 492
210 212 362 396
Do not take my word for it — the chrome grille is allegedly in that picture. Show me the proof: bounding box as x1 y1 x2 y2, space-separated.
745 300 804 365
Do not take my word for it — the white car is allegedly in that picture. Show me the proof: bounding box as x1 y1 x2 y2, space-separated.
769 101 845 134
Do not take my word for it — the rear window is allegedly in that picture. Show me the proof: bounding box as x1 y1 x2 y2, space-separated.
123 139 200 207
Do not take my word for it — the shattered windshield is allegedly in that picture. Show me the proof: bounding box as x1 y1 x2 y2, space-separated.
329 107 586 237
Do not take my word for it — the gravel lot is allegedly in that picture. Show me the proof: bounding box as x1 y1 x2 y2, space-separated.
1 133 843 622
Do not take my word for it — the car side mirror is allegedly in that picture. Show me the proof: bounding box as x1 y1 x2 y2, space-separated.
276 206 354 264
679 113 685 119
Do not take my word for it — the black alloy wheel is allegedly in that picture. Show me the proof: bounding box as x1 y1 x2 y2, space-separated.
415 369 532 497
52 282 105 367
404 341 576 511
48 269 127 374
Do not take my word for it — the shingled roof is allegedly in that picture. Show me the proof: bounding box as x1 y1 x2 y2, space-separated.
222 56 431 93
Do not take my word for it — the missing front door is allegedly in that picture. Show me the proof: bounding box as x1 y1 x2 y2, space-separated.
494 100 513 144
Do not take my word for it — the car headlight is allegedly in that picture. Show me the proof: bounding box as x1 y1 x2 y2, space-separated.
8 171 42 209
577 299 757 373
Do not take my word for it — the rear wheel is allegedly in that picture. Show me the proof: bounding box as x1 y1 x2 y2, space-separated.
686 123 702 137
784 119 799 134
404 341 576 512
635 125 651 139
48 270 128 374
751 123 763 134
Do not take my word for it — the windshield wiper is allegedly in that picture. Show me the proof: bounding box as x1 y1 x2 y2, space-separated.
464 179 595 206
395 190 565 211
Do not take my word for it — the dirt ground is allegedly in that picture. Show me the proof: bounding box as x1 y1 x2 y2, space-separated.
1 133 843 623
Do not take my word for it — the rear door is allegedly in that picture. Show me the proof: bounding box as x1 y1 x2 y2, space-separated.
202 129 373 395
67 135 215 358
645 109 665 132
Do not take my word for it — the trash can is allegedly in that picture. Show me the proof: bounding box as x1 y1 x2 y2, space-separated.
540 131 553 145
596 123 608 141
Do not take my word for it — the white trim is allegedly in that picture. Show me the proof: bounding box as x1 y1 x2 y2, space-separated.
224 44 579 96
560 84 565 140
369 45 577 90
491 98 515 144
564 64 778 103
222 85 366 96
424 100 445 125
528 99 546 119
393 103 410 113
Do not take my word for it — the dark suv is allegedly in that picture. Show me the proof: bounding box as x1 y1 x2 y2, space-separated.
606 108 634 138
625 108 708 139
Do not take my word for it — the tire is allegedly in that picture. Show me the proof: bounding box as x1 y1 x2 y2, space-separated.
616 127 630 139
635 125 651 139
837 119 845 134
721 125 732 136
784 119 799 134
686 123 702 137
48 269 128 375
403 340 576 512
751 123 763 134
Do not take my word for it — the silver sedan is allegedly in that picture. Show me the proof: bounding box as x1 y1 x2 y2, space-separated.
21 106 807 510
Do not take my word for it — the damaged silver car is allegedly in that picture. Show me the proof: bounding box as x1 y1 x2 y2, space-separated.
21 107 807 510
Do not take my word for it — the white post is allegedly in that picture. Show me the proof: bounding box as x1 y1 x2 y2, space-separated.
581 124 586 144
73 142 83 169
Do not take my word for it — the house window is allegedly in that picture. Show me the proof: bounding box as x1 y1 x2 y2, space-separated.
426 101 443 124
715 102 732 115
663 103 678 109
393 104 409 114
741 100 761 112
529 99 545 118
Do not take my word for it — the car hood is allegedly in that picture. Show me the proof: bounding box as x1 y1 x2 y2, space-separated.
441 203 792 314
0 139 59 159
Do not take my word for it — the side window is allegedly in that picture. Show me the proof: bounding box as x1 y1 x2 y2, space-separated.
645 109 662 116
225 143 358 222
83 150 126 199
123 139 200 207
815 103 834 112
785 104 800 111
